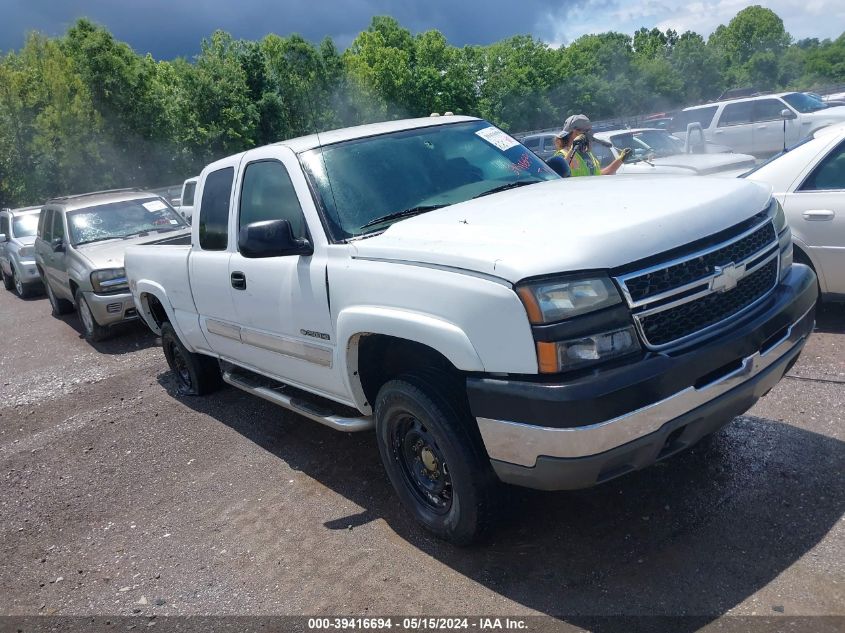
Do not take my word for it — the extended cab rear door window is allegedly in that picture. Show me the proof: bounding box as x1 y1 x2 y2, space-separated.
198 167 234 250
238 160 308 239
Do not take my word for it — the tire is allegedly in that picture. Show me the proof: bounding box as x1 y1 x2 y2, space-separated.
13 267 35 298
1 268 13 291
161 322 222 396
374 372 497 545
44 276 74 316
75 288 111 342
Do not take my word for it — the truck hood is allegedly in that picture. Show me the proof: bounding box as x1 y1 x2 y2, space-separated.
620 152 756 175
351 176 772 283
15 235 36 247
76 230 191 269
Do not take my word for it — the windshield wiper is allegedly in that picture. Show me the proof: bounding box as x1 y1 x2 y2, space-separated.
472 180 538 199
122 227 180 239
74 236 124 246
359 205 446 230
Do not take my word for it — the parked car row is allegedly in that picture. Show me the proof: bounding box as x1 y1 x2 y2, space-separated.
3 114 838 544
2 188 191 340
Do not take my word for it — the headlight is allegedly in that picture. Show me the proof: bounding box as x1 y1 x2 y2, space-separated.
91 268 128 293
771 198 787 234
516 276 622 324
18 246 34 258
536 326 641 373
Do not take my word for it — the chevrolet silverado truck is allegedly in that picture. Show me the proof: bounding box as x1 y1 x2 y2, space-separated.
125 116 817 544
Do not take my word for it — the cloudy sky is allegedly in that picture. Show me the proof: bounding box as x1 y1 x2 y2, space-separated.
2 0 843 58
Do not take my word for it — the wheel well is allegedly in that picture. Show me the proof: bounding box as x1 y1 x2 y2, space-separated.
69 279 79 299
792 244 814 271
144 294 170 328
356 335 461 407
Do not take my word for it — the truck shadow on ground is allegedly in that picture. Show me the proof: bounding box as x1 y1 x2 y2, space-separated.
814 301 845 334
164 372 844 633
57 313 158 354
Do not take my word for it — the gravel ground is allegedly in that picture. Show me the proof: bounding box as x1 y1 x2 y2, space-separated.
0 285 842 631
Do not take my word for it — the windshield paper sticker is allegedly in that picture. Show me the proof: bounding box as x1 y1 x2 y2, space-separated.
143 200 167 211
476 126 520 151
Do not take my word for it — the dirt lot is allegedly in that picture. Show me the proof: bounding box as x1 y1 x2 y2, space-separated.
0 285 842 631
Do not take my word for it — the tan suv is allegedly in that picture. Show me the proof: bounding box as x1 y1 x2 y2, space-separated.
35 189 190 341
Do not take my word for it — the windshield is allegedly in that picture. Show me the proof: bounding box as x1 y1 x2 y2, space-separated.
12 212 40 237
68 197 187 246
782 92 827 113
299 120 558 239
609 130 684 159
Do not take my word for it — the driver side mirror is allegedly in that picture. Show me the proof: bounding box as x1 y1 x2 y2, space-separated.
0 233 7 243
781 108 797 120
51 237 65 253
238 219 313 258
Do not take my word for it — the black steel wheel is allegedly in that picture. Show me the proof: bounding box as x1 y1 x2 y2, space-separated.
160 322 222 396
375 372 497 545
393 414 454 514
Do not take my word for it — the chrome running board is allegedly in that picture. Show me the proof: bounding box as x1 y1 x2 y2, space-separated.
221 367 373 432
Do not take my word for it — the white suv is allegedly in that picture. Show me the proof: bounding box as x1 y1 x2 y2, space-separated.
673 92 845 157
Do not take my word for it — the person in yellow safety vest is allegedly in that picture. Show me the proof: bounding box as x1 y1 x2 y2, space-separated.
559 114 630 177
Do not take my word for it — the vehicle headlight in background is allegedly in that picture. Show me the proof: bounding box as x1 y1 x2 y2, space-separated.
769 198 793 281
516 276 622 324
771 198 787 234
91 268 128 293
18 246 34 258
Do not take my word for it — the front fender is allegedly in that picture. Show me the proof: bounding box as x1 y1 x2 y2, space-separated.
336 306 485 412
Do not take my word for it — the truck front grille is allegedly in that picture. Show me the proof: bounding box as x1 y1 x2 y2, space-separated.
638 259 778 347
614 215 780 350
625 223 775 302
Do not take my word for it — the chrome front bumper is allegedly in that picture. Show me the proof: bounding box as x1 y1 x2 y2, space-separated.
478 305 813 471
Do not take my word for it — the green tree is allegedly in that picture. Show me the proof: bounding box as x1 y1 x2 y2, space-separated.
709 5 791 88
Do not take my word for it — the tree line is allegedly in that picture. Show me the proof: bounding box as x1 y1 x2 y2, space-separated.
1 5 844 207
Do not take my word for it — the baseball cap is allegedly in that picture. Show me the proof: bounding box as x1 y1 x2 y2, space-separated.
562 114 593 134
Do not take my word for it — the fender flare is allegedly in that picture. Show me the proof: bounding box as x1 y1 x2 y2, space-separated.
134 281 199 351
336 306 485 413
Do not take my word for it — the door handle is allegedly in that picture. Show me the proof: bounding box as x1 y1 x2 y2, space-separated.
802 209 835 221
231 271 246 290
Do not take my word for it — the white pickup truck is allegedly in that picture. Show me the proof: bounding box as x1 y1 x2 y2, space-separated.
126 116 817 544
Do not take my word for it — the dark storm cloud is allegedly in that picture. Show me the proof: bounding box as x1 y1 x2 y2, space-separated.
0 0 569 58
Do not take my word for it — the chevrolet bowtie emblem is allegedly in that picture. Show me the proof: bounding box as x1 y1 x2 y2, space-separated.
710 262 746 293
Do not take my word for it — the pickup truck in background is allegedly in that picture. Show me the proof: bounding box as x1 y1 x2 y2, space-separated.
126 116 817 544
177 177 198 221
